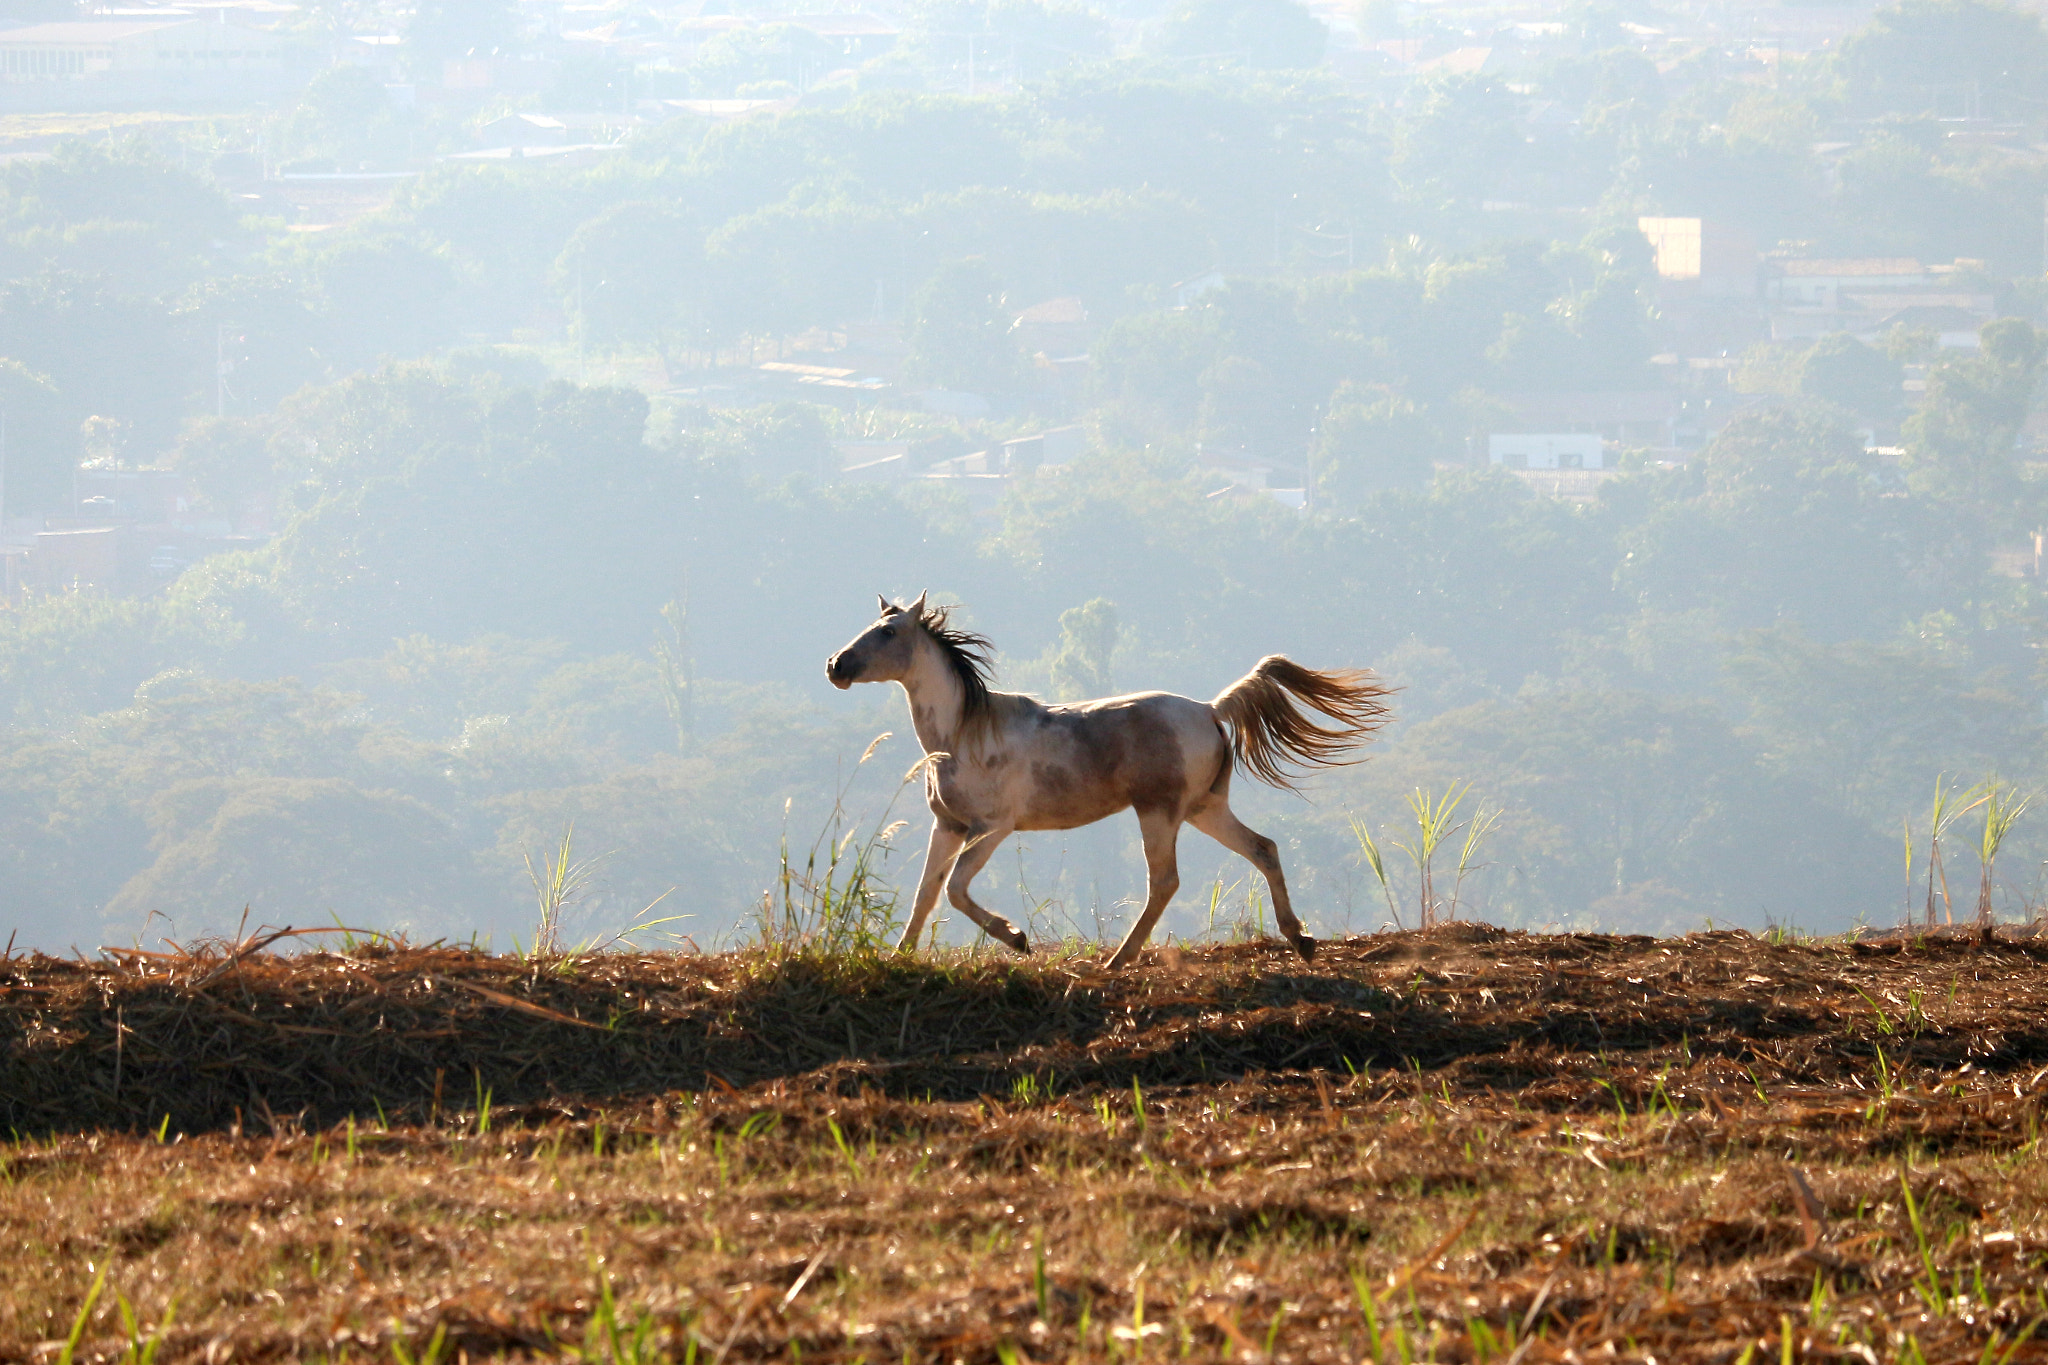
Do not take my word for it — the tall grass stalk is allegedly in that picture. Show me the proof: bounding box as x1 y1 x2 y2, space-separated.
1924 776 1986 928
1350 818 1405 931
1976 778 2030 936
1448 801 1501 922
1396 784 1468 929
1902 815 1914 928
56 1264 107 1365
525 822 603 958
758 733 930 956
520 823 687 965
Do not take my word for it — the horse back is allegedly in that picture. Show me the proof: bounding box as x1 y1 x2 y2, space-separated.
974 690 1225 832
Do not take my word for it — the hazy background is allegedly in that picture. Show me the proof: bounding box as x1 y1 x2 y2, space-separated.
3 0 2047 951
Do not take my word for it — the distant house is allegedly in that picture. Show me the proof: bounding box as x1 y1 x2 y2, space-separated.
834 440 912 481
1763 255 1995 348
0 15 280 80
1413 45 1493 75
343 33 403 79
1010 297 1091 360
833 427 1086 484
1489 433 1604 470
1867 304 1986 350
1172 271 1225 307
656 96 795 123
477 112 569 148
999 426 1085 471
779 13 897 59
1766 258 1931 309
757 360 890 400
28 525 123 591
1495 391 1686 449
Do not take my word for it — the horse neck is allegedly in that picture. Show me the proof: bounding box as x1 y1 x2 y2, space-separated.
898 637 968 754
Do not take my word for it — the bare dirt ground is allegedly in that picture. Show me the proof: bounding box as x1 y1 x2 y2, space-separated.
3 925 2047 1363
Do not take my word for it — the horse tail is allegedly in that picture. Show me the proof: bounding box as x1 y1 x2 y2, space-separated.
1211 656 1395 790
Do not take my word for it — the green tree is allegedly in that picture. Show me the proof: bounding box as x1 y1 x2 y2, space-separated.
1903 317 2043 507
1312 386 1442 506
1724 625 2031 822
0 271 188 452
167 415 273 517
1340 691 1891 931
1798 333 1904 420
276 64 413 169
103 777 485 941
1153 0 1326 68
313 237 460 368
1198 355 1296 461
1837 0 2048 117
1089 306 1222 440
1392 76 1527 210
556 201 708 370
702 403 835 482
322 633 568 741
688 24 837 97
904 257 1026 394
1621 406 1983 638
176 273 329 415
0 360 68 516
1048 598 1121 700
0 139 238 292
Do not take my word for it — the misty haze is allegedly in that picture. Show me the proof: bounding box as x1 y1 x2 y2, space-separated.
1 0 2045 954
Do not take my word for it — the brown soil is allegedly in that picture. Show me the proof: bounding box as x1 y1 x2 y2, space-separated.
2 926 2045 1362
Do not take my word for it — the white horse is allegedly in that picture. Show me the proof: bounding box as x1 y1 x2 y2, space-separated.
826 593 1393 968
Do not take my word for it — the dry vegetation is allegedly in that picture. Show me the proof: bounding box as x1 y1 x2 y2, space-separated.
3 925 2048 1363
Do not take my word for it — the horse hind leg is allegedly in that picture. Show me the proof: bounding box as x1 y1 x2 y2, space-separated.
1106 807 1182 970
1188 799 1316 963
944 822 1030 954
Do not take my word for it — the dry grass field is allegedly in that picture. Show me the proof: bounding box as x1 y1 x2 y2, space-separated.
3 925 2047 1363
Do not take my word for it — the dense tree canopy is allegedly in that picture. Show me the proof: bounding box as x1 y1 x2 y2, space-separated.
9 2 2048 951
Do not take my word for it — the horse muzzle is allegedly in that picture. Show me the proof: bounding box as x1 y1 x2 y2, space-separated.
825 653 857 689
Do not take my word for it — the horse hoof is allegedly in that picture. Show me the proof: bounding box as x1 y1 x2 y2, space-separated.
1008 931 1031 955
1292 935 1318 963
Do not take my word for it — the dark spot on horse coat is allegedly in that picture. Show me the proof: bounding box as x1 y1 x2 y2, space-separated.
1010 704 1186 828
1032 762 1078 804
1123 711 1185 815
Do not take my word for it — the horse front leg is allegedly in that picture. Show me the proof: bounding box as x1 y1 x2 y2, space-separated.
944 821 1029 954
1106 808 1182 969
896 821 965 953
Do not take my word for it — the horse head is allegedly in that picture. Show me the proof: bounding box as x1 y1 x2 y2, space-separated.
826 591 928 689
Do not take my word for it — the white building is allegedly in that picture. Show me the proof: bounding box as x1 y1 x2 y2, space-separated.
1489 432 1605 470
0 16 280 80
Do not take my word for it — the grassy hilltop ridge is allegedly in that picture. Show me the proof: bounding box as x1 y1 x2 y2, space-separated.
2 927 2046 1360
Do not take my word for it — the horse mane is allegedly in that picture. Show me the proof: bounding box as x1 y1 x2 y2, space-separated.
914 602 996 720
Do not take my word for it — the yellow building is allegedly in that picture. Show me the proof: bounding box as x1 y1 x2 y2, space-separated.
1636 217 1759 298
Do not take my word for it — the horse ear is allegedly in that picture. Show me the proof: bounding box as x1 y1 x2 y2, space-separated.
877 594 898 616
908 590 928 619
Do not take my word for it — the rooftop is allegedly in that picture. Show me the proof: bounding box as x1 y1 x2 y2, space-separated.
1013 297 1088 326
0 18 188 39
1776 258 1925 276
